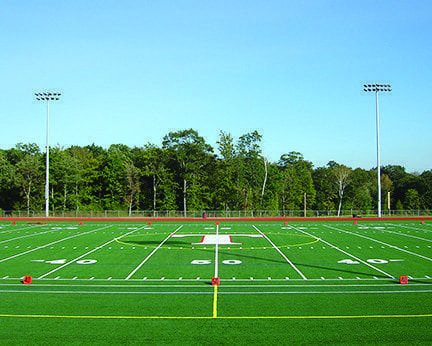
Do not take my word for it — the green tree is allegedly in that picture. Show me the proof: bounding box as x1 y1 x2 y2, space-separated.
14 154 43 214
123 161 141 216
405 189 420 210
234 131 264 212
333 164 352 216
217 131 235 161
69 146 102 211
419 170 432 209
312 166 337 212
162 129 214 213
278 152 315 213
345 168 374 212
50 147 82 211
102 145 133 209
0 150 16 210
212 131 237 212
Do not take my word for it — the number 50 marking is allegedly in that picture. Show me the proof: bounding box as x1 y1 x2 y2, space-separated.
191 260 242 265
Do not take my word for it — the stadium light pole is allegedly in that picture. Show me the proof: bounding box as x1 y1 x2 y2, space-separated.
363 84 391 217
35 92 61 217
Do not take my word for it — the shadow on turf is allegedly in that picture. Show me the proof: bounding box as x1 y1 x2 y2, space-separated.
121 240 187 246
291 262 389 279
209 248 288 265
195 248 390 279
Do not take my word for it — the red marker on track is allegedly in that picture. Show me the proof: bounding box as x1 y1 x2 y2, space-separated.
148 222 152 226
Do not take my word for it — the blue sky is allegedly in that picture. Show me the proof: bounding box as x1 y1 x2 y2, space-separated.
1 1 431 172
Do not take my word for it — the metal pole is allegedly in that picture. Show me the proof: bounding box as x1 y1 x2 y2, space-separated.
45 99 50 217
35 91 61 218
364 84 390 217
376 91 381 217
304 192 307 217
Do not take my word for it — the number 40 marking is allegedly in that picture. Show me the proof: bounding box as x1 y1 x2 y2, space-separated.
338 259 388 265
44 259 97 265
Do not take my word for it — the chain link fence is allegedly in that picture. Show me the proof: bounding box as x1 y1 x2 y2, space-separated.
1 209 431 218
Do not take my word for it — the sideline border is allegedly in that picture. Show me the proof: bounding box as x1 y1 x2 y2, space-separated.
1 313 431 320
1 217 431 222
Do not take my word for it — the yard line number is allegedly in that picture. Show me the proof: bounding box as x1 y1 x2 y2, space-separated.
40 259 97 265
338 258 391 265
191 260 242 265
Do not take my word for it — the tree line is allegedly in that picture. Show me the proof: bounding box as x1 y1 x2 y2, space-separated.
1 129 431 215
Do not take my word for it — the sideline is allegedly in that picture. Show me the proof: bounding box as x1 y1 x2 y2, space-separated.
0 313 431 320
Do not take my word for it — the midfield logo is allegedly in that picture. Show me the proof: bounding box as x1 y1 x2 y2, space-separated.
170 234 263 245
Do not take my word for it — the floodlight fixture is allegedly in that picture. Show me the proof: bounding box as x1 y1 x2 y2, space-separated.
363 83 392 217
35 91 62 217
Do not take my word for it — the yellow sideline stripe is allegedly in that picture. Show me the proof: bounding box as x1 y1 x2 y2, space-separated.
1 314 431 320
213 285 218 318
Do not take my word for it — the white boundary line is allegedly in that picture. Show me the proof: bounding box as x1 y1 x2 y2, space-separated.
125 225 183 280
324 225 432 262
0 225 113 264
0 290 430 295
1 276 431 282
37 226 148 279
253 225 307 280
291 225 395 279
1 283 431 289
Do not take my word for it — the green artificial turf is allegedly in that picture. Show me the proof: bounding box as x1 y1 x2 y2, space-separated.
0 220 431 344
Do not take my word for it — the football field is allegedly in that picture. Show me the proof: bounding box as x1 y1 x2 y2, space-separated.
0 219 431 344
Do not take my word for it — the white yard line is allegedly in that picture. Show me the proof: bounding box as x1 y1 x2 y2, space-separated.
0 228 63 244
125 225 183 280
377 228 432 243
0 224 45 234
214 223 219 278
291 225 395 279
0 225 113 264
324 225 432 263
253 225 308 280
387 223 432 233
37 226 148 279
